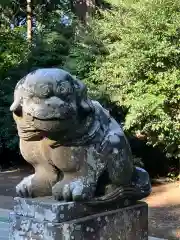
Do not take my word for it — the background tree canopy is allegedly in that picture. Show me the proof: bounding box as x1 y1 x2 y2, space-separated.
65 0 180 161
0 0 179 176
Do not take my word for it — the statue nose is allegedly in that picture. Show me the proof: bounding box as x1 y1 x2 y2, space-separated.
45 97 65 108
57 99 65 107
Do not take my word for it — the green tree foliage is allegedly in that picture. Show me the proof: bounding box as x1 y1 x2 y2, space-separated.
65 0 180 160
0 0 179 169
0 28 28 153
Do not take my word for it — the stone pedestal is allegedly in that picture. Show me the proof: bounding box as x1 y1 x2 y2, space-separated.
9 197 148 240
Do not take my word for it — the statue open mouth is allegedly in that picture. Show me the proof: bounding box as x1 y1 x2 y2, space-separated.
33 115 74 121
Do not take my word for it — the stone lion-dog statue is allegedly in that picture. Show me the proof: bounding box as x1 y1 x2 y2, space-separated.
10 68 151 205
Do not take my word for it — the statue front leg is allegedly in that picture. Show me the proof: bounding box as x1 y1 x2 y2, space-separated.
16 165 59 198
52 172 97 201
16 140 59 198
51 146 105 201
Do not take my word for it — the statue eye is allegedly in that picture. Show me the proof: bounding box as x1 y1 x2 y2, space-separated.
25 83 53 98
37 85 49 96
55 81 73 96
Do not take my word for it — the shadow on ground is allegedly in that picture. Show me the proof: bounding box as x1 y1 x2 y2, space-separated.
0 166 33 196
0 166 33 208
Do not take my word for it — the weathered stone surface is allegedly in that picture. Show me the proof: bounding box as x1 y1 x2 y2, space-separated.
10 68 151 204
13 196 136 223
10 198 148 240
13 196 100 223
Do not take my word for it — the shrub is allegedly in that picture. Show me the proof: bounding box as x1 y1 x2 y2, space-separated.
65 0 180 160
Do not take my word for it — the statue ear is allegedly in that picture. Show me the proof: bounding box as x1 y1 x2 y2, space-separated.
10 75 27 111
10 94 23 119
10 98 21 112
73 78 94 113
10 85 22 111
73 78 87 98
10 79 24 116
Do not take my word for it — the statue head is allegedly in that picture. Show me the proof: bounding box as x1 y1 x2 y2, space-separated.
10 68 94 140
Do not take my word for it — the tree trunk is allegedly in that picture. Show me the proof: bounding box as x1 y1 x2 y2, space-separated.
73 0 96 23
27 0 32 42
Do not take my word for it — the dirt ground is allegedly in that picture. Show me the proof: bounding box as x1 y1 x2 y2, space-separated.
144 181 180 240
0 167 179 239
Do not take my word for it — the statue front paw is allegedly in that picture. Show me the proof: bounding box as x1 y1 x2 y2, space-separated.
52 177 96 202
16 174 35 198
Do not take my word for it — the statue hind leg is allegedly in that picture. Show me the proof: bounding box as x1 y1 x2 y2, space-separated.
107 148 134 187
106 149 151 201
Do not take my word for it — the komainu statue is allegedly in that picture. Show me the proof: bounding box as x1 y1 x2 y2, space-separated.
10 68 151 205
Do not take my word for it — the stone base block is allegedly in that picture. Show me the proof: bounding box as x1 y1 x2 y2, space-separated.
9 197 148 240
